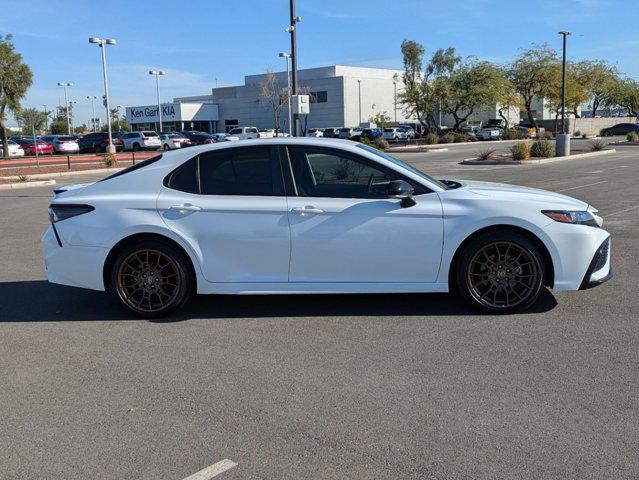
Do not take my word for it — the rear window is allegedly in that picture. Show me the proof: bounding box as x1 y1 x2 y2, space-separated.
57 136 74 141
143 131 159 137
98 154 163 182
384 129 394 132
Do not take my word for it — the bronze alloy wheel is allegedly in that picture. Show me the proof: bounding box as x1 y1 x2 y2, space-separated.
466 241 540 309
116 249 182 314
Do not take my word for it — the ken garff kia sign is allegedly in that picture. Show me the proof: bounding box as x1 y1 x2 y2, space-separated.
126 104 178 123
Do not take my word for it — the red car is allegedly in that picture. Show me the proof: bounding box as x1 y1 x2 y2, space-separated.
14 138 54 155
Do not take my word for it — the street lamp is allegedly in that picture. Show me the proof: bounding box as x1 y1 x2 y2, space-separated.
87 95 98 131
57 82 73 135
279 52 292 136
557 31 572 156
42 104 49 131
357 80 362 125
287 0 302 136
149 70 165 132
89 36 116 153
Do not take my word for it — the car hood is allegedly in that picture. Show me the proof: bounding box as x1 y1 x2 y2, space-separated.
450 179 589 210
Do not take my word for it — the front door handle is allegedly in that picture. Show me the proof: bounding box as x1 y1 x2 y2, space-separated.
169 203 202 213
291 206 324 215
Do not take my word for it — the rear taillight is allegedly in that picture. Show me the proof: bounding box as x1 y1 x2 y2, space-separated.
48 204 94 223
103 137 110 143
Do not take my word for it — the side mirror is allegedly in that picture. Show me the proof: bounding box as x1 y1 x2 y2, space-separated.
387 179 416 208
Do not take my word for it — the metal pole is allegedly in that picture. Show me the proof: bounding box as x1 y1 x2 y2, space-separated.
286 57 292 136
560 32 568 135
100 43 115 153
393 82 397 123
155 74 163 132
43 105 48 132
32 124 39 167
91 97 96 132
289 0 300 136
63 85 70 135
357 80 362 124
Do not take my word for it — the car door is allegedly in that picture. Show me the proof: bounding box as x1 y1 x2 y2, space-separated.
284 145 443 284
157 145 291 284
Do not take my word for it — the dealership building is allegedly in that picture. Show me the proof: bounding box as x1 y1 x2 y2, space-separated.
126 65 517 133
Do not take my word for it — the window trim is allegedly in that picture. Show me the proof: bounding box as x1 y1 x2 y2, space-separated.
282 145 432 199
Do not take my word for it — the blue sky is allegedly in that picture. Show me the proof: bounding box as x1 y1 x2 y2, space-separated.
2 0 637 126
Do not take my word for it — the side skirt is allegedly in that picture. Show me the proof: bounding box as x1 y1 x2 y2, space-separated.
197 282 449 295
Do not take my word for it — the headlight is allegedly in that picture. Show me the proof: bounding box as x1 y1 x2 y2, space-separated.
542 210 602 227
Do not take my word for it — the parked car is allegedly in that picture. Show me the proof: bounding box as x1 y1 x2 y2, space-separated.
227 126 260 140
40 135 80 154
78 132 124 153
160 133 191 150
515 125 537 138
122 131 162 151
307 128 324 137
322 127 340 138
13 138 53 155
43 137 611 318
476 127 502 141
351 128 382 142
181 131 218 145
397 125 416 139
600 123 639 136
338 127 362 139
211 133 239 142
383 128 409 142
0 140 25 157
461 125 481 136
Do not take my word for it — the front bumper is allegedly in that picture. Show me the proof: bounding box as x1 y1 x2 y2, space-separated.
579 237 613 289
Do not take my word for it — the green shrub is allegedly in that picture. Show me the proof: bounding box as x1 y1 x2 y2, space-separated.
574 130 581 137
589 139 607 151
359 137 372 146
530 140 555 158
443 133 455 143
537 130 553 140
372 136 389 151
474 148 496 161
510 141 530 161
627 131 639 143
424 132 439 144
103 153 117 167
501 129 525 140
453 132 470 143
18 174 29 182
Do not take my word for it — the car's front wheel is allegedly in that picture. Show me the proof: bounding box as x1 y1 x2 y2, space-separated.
111 240 193 318
455 231 545 313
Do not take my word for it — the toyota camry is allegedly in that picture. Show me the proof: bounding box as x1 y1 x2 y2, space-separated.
42 138 612 317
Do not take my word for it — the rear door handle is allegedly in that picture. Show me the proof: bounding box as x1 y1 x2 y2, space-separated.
291 206 324 215
169 203 202 212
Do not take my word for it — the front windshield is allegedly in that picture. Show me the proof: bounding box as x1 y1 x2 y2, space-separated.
356 144 449 190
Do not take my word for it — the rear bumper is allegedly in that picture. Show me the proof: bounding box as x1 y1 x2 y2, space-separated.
579 237 613 289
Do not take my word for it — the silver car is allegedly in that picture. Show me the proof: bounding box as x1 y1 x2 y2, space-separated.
40 135 80 154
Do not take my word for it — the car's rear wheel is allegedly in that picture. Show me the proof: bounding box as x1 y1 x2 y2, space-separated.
93 145 102 154
132 143 141 151
456 231 545 313
111 240 193 318
163 144 170 151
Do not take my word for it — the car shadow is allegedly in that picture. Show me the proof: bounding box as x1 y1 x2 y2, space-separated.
0 281 558 323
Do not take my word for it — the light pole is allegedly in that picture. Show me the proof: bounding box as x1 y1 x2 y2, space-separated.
89 37 116 153
286 0 302 136
57 82 73 135
87 96 98 131
149 70 165 132
42 105 49 131
68 100 78 133
279 52 292 136
357 80 362 125
557 31 571 156
393 81 397 123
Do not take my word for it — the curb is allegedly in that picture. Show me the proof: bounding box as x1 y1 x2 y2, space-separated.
387 146 449 153
0 167 124 182
0 179 57 190
460 148 617 165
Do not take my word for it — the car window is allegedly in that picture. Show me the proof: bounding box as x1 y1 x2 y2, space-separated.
57 136 74 141
287 146 416 199
228 128 241 135
248 128 258 133
143 131 158 137
165 158 199 193
199 146 280 196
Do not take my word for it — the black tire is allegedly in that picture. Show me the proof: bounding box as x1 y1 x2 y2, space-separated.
455 231 545 313
93 144 102 154
163 144 170 151
132 143 141 151
110 239 194 318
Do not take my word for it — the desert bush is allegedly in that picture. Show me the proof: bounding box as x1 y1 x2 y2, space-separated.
475 148 496 161
359 137 372 146
372 136 389 151
103 153 117 167
589 139 607 151
443 133 455 143
626 131 639 143
453 132 470 143
537 130 553 140
424 132 439 144
18 175 29 182
582 133 589 138
530 140 555 158
510 141 530 161
574 130 581 137
501 129 525 140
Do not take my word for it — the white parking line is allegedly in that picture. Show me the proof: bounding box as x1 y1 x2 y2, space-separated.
182 459 238 480
556 180 608 192
606 205 639 217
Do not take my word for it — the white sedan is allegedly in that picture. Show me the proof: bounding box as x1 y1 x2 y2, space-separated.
476 127 502 140
0 140 25 157
43 138 611 317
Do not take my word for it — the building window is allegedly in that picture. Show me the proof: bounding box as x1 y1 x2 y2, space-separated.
225 119 239 132
309 91 327 103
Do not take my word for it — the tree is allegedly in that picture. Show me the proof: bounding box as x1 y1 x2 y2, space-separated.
369 111 391 131
506 44 560 129
436 58 509 130
610 78 639 117
0 34 33 156
575 60 619 117
259 70 286 135
15 108 47 135
495 75 522 128
545 62 589 125
49 106 71 134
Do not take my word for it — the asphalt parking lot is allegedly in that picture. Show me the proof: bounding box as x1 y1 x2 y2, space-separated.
1 144 637 479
